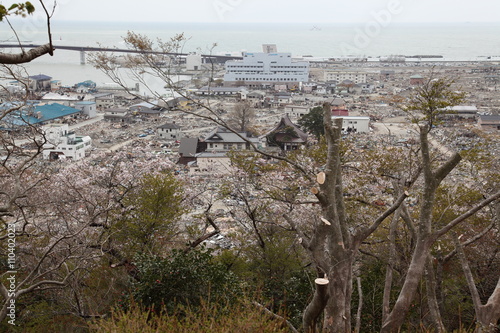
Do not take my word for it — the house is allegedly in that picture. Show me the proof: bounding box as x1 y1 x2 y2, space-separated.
355 83 375 94
330 98 349 116
301 82 316 93
273 93 292 106
75 80 97 93
246 90 266 108
178 138 207 165
409 75 424 85
74 101 97 118
103 108 132 123
50 80 62 91
332 116 370 133
42 123 92 160
380 70 395 80
94 92 115 109
157 122 182 141
478 115 500 131
129 100 166 118
204 127 260 152
28 74 52 91
188 152 232 175
263 114 308 151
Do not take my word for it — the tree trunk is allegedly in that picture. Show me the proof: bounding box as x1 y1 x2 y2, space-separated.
323 257 354 333
476 279 500 333
355 276 363 333
383 202 402 322
381 238 432 333
303 278 330 333
455 235 500 332
425 256 446 332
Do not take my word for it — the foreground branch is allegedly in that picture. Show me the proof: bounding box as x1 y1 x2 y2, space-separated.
0 44 53 64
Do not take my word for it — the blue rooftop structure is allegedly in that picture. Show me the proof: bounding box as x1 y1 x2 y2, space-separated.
4 103 81 126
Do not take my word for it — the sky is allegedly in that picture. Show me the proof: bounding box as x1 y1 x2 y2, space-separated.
47 0 500 24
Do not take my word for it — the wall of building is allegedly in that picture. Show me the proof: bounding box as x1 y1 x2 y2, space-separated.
224 52 309 84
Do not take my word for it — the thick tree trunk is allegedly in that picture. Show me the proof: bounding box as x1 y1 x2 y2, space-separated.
303 278 330 333
323 257 354 333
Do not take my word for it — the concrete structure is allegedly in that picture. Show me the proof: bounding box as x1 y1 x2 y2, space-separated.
186 54 203 71
284 105 311 121
324 70 367 84
224 52 309 88
94 92 115 109
332 116 370 133
42 123 92 160
188 152 232 175
74 101 97 118
157 122 182 140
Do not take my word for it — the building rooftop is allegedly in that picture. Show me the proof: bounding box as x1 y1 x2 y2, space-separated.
7 103 81 126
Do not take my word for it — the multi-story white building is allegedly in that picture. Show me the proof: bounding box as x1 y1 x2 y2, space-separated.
324 70 368 84
224 52 309 87
332 116 370 133
42 124 92 160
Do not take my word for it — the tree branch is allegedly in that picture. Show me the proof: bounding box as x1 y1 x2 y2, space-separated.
0 44 53 64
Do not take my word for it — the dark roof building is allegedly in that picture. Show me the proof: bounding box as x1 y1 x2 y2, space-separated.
264 114 308 151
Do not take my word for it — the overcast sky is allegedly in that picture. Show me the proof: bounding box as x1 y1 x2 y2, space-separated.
49 0 500 24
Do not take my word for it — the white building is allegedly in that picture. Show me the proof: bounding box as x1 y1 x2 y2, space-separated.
157 123 182 141
186 54 203 71
224 52 309 87
332 116 370 133
284 105 311 121
94 93 115 109
74 101 97 118
324 70 368 84
188 152 233 175
42 124 92 160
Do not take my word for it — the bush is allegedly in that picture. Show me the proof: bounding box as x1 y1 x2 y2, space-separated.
128 248 241 313
92 300 290 333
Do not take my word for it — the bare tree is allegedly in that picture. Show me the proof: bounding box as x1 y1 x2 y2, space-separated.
228 100 255 132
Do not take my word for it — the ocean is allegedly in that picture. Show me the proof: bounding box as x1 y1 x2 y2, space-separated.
1 21 500 88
